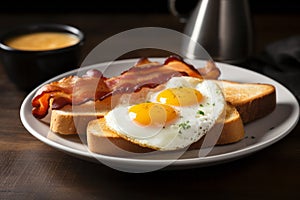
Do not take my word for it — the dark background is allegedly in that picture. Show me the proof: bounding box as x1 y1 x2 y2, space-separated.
0 0 299 14
0 1 299 199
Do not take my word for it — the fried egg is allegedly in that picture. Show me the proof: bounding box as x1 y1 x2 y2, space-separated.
105 76 225 151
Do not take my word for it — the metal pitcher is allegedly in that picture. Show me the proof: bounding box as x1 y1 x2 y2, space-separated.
169 0 253 64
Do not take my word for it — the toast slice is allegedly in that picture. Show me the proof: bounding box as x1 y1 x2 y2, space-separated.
215 80 276 124
49 98 112 135
87 102 245 155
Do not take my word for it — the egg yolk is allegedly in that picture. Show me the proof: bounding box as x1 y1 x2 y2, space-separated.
128 102 178 126
156 87 203 106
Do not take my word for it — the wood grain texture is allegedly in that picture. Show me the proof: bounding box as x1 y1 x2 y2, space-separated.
0 13 299 200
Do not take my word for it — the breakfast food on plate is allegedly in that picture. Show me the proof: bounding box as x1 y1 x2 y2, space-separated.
217 80 276 123
31 55 276 155
32 55 220 130
101 76 226 151
87 102 244 154
87 79 276 155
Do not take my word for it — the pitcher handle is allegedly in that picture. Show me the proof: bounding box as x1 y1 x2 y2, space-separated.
168 0 192 23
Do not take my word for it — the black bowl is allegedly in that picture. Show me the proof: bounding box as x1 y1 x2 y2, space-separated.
0 23 84 91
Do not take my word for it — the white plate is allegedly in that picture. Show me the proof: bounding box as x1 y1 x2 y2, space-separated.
20 58 299 173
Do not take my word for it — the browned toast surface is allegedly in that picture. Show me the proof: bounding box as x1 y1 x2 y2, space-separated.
216 80 276 123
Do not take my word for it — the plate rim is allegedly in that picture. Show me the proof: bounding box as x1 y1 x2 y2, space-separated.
20 57 300 169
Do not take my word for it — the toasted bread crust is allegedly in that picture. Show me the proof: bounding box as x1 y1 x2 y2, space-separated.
50 110 101 135
87 116 152 155
216 103 245 144
49 99 112 135
50 111 77 135
234 89 276 123
216 80 276 123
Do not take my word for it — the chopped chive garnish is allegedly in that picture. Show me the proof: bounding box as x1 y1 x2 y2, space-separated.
197 110 205 115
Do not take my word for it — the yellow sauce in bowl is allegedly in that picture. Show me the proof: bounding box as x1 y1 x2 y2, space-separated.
5 32 80 51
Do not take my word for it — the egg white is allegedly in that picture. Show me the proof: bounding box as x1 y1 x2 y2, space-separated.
105 76 226 151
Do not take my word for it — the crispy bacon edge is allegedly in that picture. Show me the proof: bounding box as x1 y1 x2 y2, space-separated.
31 72 109 119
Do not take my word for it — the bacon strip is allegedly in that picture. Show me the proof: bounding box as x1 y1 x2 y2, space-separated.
32 55 220 119
104 56 200 97
163 55 203 78
198 60 221 79
32 73 109 119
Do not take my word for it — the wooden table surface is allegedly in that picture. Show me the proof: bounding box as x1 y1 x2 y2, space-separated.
0 13 299 199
